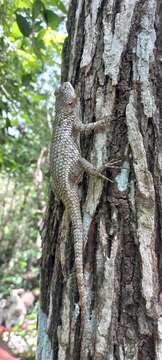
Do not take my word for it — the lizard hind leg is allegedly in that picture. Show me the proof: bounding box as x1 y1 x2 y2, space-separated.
80 157 113 183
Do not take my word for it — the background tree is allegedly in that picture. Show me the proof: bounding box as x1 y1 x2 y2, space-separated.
38 0 162 359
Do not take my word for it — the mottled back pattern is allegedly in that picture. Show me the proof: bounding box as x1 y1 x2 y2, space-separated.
50 82 86 323
50 84 82 199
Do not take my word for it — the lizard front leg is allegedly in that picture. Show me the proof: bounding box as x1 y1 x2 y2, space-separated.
80 158 113 182
74 118 110 134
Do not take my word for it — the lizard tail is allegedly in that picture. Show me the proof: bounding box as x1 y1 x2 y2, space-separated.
64 187 86 325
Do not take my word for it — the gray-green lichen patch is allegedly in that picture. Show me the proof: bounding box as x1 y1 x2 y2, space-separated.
115 161 130 192
126 91 156 312
57 282 70 360
36 306 53 360
83 177 103 241
95 232 119 357
134 0 156 118
156 317 162 360
81 271 96 358
103 0 137 84
80 0 102 69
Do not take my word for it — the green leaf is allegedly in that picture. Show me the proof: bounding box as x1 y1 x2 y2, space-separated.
36 28 47 41
54 0 67 14
16 12 32 37
32 0 42 19
11 21 22 38
15 0 32 8
32 37 43 57
43 9 61 29
11 118 19 126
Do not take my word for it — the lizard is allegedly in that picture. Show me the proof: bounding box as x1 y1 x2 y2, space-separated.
50 82 114 325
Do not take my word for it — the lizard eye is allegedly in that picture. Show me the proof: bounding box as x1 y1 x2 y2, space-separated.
67 96 77 106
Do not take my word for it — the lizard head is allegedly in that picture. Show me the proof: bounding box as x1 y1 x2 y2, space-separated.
55 82 77 113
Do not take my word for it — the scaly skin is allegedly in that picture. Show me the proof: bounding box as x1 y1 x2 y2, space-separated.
50 82 112 324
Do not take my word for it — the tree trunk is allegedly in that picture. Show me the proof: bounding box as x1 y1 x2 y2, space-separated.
37 0 162 359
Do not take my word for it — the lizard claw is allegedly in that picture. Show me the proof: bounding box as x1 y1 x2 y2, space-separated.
99 159 122 172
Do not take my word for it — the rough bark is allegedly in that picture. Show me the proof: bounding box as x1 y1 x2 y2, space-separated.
37 0 162 359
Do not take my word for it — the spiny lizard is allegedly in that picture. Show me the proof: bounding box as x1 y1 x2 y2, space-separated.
50 82 113 324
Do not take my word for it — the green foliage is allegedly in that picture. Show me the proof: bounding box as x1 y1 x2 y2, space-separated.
0 0 67 358
43 8 62 28
0 174 41 297
0 0 67 174
32 0 43 20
